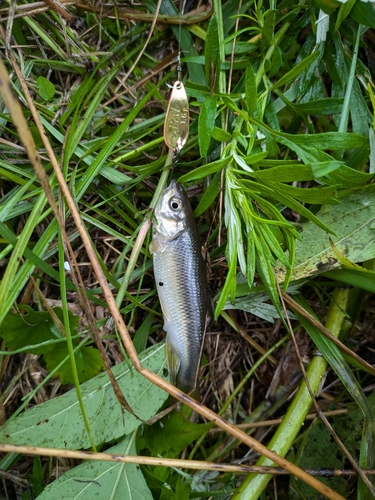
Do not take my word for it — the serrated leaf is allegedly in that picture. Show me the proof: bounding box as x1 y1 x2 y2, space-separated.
0 343 168 449
36 76 55 100
275 185 375 281
44 344 105 384
198 97 217 157
37 432 153 500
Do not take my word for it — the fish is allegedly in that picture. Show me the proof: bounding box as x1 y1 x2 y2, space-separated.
149 180 211 393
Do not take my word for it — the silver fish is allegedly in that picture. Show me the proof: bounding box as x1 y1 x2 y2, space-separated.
149 180 210 393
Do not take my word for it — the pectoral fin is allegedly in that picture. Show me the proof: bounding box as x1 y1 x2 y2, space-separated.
166 340 181 386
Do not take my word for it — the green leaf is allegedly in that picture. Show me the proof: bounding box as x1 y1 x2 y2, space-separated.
249 161 342 183
261 10 277 47
0 343 168 449
133 313 154 354
291 420 348 498
204 13 219 88
37 432 153 500
323 268 375 293
275 185 375 281
245 64 257 117
27 456 44 497
350 0 375 28
194 171 221 217
267 181 338 204
0 306 76 355
223 291 295 323
198 97 217 157
44 344 105 384
139 410 212 457
178 156 227 183
291 98 344 115
269 51 320 91
36 76 55 100
100 165 132 184
211 126 232 142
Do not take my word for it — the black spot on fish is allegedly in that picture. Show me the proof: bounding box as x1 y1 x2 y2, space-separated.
159 282 164 286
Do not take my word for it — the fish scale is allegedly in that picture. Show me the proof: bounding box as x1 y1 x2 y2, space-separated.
150 180 210 393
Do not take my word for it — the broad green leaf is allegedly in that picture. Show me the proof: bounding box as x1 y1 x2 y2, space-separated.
139 411 212 457
275 185 375 281
198 97 217 157
37 432 153 500
36 76 55 100
291 420 349 498
44 344 105 384
0 343 168 448
0 306 77 355
350 0 375 28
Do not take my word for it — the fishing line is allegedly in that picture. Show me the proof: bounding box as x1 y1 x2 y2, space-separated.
163 0 189 163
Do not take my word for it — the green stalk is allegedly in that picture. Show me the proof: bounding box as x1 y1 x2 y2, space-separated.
233 288 349 499
338 24 361 133
58 231 97 451
213 0 226 96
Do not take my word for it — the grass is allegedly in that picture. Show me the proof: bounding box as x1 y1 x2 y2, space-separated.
0 0 375 498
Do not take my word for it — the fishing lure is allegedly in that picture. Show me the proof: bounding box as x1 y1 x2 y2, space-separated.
163 80 189 158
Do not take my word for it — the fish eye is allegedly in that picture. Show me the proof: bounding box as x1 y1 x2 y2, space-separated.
169 198 182 211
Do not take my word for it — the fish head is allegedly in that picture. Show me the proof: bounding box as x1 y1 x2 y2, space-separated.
154 180 189 240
